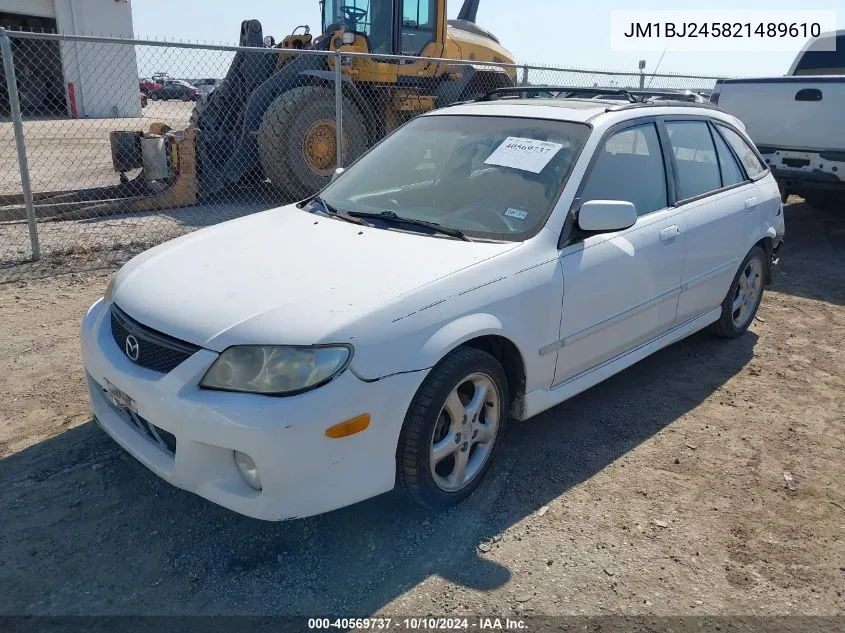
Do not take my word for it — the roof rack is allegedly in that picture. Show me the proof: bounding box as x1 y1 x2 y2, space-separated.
478 86 710 105
478 86 641 103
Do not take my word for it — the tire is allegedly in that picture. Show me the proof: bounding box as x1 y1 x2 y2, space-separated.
181 93 191 102
396 347 510 510
257 85 368 199
708 245 766 338
150 92 159 101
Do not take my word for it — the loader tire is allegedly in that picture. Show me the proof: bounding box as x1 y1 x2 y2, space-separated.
258 85 367 200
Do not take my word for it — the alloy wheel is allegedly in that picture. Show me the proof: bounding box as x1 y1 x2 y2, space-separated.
732 257 763 328
429 372 501 493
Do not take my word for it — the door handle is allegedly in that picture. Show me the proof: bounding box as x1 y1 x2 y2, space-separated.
744 197 758 210
659 225 681 243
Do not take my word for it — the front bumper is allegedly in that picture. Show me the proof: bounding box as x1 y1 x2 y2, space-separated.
81 299 426 521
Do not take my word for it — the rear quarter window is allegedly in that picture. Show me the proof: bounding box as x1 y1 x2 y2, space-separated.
717 125 767 179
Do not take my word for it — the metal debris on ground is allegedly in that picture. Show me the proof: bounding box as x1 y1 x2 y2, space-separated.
783 471 796 491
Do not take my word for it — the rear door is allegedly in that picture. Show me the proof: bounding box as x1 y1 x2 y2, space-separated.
665 119 755 322
553 121 686 386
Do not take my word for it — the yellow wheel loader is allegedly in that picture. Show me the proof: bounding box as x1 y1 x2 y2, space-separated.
2 0 516 222
193 0 517 199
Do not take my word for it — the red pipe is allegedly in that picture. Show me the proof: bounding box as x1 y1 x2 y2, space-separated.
67 82 77 118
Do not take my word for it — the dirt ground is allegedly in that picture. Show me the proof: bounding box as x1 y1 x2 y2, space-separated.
0 199 843 617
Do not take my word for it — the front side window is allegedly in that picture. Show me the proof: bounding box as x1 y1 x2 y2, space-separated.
577 123 667 216
324 0 394 54
401 0 437 55
665 121 721 200
717 125 768 179
320 115 590 241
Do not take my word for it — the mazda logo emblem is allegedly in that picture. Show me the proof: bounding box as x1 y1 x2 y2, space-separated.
125 334 140 361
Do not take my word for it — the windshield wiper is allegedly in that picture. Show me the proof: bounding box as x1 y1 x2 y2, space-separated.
308 196 371 226
348 210 471 241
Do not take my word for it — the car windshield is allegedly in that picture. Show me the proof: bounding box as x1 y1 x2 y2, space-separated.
319 115 590 241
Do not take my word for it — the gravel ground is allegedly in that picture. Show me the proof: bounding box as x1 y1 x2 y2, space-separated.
0 199 843 617
0 192 275 281
0 100 287 277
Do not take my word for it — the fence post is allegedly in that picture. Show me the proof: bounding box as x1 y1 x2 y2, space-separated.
1 29 40 261
521 64 528 87
334 50 344 170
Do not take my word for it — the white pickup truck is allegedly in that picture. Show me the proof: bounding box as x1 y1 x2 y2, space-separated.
711 30 845 210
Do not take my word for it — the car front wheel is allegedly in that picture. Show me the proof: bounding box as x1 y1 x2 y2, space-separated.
396 347 509 510
709 245 766 338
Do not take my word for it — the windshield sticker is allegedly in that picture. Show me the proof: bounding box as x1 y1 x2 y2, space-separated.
504 207 528 220
484 137 564 173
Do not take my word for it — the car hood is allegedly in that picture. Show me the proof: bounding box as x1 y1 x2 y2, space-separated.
112 206 517 351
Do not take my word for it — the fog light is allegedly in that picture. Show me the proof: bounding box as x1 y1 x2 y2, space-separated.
234 451 262 490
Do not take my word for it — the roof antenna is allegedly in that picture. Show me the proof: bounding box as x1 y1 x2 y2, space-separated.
646 44 669 88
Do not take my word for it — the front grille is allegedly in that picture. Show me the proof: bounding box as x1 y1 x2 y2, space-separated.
110 304 200 374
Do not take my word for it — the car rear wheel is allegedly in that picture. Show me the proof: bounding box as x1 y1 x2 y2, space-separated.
396 347 509 510
708 245 766 338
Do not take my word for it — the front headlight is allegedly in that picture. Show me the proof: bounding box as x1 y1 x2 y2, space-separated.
200 345 353 396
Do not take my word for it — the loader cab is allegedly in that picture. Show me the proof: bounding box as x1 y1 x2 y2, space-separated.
321 0 441 56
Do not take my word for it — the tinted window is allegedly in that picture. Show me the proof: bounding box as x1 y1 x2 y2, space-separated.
578 124 667 216
792 34 845 75
717 125 767 178
666 121 721 199
711 125 745 187
322 115 590 241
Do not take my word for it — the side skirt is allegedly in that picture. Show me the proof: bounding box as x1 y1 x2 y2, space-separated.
519 308 721 421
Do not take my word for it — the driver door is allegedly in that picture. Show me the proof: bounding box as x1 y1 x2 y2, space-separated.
398 0 438 55
553 121 686 386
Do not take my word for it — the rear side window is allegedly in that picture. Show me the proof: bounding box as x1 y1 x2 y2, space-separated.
711 126 746 187
665 121 721 200
717 125 767 179
578 123 667 216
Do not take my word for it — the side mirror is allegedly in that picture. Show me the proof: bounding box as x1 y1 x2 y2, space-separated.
263 35 276 47
577 200 638 233
330 167 346 182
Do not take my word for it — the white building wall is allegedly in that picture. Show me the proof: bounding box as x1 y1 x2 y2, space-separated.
0 0 55 18
54 0 140 118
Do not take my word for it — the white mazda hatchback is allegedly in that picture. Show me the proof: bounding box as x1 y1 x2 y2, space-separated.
81 92 785 520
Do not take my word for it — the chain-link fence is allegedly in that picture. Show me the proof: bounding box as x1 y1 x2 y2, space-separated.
0 28 726 281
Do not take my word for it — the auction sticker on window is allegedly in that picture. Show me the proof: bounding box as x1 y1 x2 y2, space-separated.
484 137 564 173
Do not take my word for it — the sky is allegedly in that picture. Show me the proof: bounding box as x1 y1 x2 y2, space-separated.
131 0 842 78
